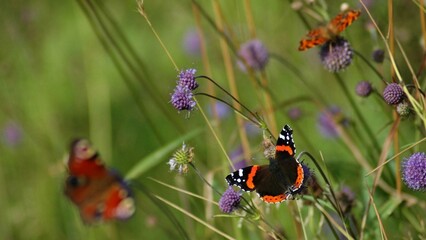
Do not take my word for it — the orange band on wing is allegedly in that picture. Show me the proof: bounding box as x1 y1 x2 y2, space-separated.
246 165 259 190
275 145 293 156
261 194 289 203
293 164 305 189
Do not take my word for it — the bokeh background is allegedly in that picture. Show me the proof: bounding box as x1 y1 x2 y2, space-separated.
1 0 425 239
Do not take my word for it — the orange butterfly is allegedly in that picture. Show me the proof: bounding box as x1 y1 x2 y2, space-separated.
64 139 135 224
298 10 361 51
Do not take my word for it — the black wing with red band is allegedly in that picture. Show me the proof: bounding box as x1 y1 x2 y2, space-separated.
225 125 305 203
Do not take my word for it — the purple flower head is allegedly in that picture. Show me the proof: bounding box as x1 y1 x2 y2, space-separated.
319 37 353 72
178 69 198 90
372 49 385 63
170 85 196 112
183 29 201 56
301 164 312 184
383 83 405 105
2 122 22 147
356 81 373 97
317 106 349 138
287 107 303 120
402 152 426 191
219 187 241 213
237 39 269 72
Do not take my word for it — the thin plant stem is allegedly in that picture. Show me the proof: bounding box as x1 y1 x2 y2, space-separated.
77 0 166 144
194 93 260 126
131 180 190 240
196 76 261 124
137 1 178 71
212 0 252 165
334 73 381 155
194 98 236 171
189 162 222 196
353 50 386 83
298 151 352 235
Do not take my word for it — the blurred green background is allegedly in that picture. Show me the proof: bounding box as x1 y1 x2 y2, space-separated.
1 0 425 239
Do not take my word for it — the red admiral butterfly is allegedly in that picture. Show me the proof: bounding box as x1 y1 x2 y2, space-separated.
64 139 135 224
226 125 305 203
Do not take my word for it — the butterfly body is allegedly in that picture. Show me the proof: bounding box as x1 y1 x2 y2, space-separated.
299 10 361 51
64 139 135 224
226 125 306 203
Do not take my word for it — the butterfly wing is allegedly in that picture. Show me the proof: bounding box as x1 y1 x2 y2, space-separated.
275 125 304 192
298 28 328 51
225 165 291 203
77 178 135 224
331 10 361 33
299 10 360 51
225 125 305 203
64 139 135 224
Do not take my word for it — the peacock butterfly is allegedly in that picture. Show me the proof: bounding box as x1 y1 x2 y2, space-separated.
64 139 135 224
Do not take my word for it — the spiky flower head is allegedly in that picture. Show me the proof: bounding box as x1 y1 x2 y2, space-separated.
355 81 373 97
219 187 241 213
237 39 269 72
170 85 196 112
402 152 426 191
319 37 353 72
396 102 412 119
167 143 194 174
372 49 385 63
317 106 349 138
178 68 198 90
382 83 405 105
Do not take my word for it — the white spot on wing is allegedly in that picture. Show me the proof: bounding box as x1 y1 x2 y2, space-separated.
238 169 243 177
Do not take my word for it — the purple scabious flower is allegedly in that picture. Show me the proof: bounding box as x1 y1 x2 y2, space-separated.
383 83 405 105
219 187 241 213
178 69 198 90
170 85 196 112
372 49 385 63
287 107 302 120
402 152 426 191
208 101 230 119
2 121 22 147
183 29 201 56
237 39 269 72
319 37 353 72
356 81 373 97
317 106 349 138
